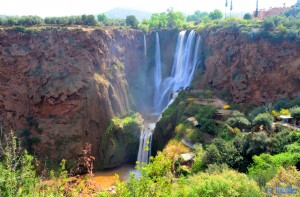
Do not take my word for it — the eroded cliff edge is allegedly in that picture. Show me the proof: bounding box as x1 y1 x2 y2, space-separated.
196 28 300 104
0 27 146 169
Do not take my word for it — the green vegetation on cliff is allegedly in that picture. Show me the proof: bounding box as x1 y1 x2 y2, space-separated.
145 89 300 196
99 113 143 169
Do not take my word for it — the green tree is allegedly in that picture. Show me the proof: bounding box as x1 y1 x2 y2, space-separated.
252 113 274 131
187 10 208 24
166 8 186 28
243 13 252 20
126 15 139 28
195 105 218 135
295 0 300 7
226 110 251 130
149 12 168 29
97 13 108 25
209 9 223 20
246 131 271 156
203 138 243 170
248 142 300 187
290 106 300 119
81 14 98 26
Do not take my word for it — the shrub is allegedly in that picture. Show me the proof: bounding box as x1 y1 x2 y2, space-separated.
246 131 271 156
172 170 262 196
226 111 251 130
266 166 300 196
116 152 172 196
191 144 205 173
249 142 300 187
203 138 243 171
0 131 39 197
248 104 272 121
195 105 218 135
271 130 299 154
163 140 189 161
290 106 300 119
243 13 252 20
263 17 275 30
252 113 274 132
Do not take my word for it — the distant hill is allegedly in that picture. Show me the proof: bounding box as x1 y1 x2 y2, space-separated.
105 7 151 21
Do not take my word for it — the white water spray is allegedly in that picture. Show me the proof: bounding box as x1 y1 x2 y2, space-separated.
137 123 155 166
137 30 202 166
143 34 147 57
153 32 162 112
154 30 202 113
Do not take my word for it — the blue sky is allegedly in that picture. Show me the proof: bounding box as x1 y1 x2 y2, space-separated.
0 0 297 17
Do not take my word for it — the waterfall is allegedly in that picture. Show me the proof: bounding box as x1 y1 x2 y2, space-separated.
154 30 202 113
153 32 162 112
136 30 202 167
137 123 155 166
143 34 147 57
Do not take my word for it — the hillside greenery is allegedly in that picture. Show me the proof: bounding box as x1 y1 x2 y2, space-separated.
1 7 299 41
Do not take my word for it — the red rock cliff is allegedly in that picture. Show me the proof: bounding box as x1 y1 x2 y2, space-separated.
196 29 300 104
0 27 145 169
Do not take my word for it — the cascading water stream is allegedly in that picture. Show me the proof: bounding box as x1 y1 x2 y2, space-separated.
137 30 202 167
143 34 147 57
154 30 202 113
137 123 155 166
153 32 162 113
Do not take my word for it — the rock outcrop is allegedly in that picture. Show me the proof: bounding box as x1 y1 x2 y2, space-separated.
0 27 145 169
197 29 300 104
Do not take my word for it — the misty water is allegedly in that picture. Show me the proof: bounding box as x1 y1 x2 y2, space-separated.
95 30 202 184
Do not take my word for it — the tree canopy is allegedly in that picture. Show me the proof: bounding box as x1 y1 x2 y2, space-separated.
209 9 223 20
126 15 139 28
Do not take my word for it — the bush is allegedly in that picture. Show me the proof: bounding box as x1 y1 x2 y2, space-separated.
116 152 172 196
0 131 39 197
195 105 218 135
191 145 205 173
163 140 189 161
243 13 252 20
266 166 300 196
263 17 275 30
248 104 272 121
290 106 300 119
252 113 274 131
226 111 251 130
246 131 271 156
203 138 243 171
249 142 300 187
172 170 262 197
271 130 299 154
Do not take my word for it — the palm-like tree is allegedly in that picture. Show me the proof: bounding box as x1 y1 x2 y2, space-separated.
255 0 259 17
230 0 233 17
225 0 228 18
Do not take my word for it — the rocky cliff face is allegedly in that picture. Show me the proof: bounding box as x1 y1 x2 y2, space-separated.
0 27 145 169
1 26 299 169
196 29 300 104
